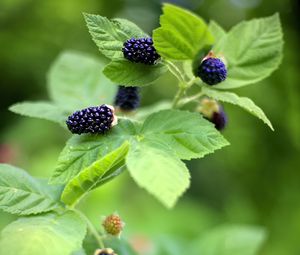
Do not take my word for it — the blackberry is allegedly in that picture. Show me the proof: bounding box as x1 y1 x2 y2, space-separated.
114 86 140 111
210 108 227 131
197 58 227 85
122 37 160 65
66 105 116 135
198 98 227 131
94 248 117 255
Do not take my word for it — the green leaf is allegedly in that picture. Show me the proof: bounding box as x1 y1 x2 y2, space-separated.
50 119 137 184
9 101 67 126
0 164 63 215
213 14 283 89
153 3 214 60
209 20 226 40
192 225 266 255
48 51 117 112
133 100 172 121
103 59 167 86
0 211 87 255
140 110 229 160
126 140 190 208
61 142 130 206
84 13 147 59
202 87 274 130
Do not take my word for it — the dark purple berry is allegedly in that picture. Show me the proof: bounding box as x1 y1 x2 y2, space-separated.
66 105 115 135
199 98 228 131
122 37 160 65
210 107 227 131
114 86 140 111
197 58 227 85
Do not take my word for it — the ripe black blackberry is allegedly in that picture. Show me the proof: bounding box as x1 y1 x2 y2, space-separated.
197 57 227 85
122 37 160 65
94 248 117 255
66 105 116 135
114 86 140 111
198 98 227 131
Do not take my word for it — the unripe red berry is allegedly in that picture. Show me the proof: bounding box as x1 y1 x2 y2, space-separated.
102 214 124 236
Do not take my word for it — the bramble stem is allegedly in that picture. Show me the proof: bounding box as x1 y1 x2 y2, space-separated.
172 85 186 109
165 60 185 82
73 209 105 249
178 91 204 106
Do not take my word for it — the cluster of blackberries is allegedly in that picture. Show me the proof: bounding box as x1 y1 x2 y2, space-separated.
94 248 116 255
197 57 227 85
114 86 140 111
66 105 115 135
122 37 160 65
199 98 227 131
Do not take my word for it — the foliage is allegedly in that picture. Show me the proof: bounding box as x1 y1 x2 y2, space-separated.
1 3 283 255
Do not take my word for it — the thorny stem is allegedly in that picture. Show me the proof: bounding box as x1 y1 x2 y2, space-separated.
73 208 105 249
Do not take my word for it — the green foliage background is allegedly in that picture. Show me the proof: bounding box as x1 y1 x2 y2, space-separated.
1 0 300 254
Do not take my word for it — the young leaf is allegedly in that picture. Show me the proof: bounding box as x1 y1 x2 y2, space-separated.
153 3 214 60
48 51 117 112
9 101 67 126
50 119 137 184
126 140 190 208
213 14 283 89
191 225 266 255
0 164 63 215
84 13 147 59
140 110 229 160
103 59 167 86
202 87 274 130
61 142 130 206
0 211 87 255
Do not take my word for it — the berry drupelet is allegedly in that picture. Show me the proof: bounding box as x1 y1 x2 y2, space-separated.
197 57 227 85
198 98 228 131
94 248 117 255
114 86 140 111
122 37 160 65
66 105 116 135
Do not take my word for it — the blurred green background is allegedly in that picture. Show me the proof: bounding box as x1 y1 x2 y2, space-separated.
1 0 300 254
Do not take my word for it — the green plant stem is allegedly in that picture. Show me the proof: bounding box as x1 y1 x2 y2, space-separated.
172 85 186 109
73 209 105 249
165 60 185 82
178 91 204 106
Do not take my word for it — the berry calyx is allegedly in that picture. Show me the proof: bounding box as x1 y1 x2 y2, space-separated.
102 213 124 236
114 86 140 111
122 37 160 65
197 57 227 85
66 105 117 135
94 248 117 255
198 98 228 131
